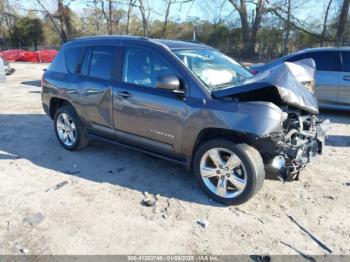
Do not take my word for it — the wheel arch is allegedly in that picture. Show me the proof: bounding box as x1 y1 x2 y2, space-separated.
189 127 256 169
49 97 74 120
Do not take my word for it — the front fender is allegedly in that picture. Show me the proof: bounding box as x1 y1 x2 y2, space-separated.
227 101 285 138
181 101 285 157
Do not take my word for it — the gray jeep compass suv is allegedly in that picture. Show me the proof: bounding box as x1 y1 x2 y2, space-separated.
42 36 327 205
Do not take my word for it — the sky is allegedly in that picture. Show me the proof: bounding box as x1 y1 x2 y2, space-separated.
67 0 328 22
13 0 333 27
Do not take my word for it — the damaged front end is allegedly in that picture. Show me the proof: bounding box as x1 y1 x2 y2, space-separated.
268 111 329 181
212 58 329 181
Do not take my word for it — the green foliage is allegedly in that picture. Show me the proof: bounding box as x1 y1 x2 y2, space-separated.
12 16 43 50
42 19 61 46
257 28 284 61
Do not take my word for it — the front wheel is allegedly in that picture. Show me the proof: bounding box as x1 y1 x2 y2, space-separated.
193 139 265 205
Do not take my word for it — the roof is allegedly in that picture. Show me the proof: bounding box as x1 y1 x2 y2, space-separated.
299 46 350 52
251 46 350 70
278 46 350 61
153 39 210 50
72 35 210 50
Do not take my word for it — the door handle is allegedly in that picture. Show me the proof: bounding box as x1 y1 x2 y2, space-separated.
343 76 350 81
117 90 132 98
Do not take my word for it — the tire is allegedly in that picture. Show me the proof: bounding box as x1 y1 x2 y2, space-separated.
54 105 90 151
193 139 265 205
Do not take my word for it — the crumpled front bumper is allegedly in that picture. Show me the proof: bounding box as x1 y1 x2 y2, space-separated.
271 118 330 181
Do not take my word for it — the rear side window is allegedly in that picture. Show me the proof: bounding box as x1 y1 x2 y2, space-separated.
88 46 115 80
341 52 350 72
287 51 339 71
65 47 83 74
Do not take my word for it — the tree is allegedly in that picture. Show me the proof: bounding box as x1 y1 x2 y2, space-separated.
335 0 350 46
138 0 148 36
163 0 172 37
34 0 75 43
320 0 333 46
12 16 44 49
57 0 73 40
283 0 291 54
268 5 324 40
162 0 193 37
0 0 16 46
91 1 104 34
126 0 136 34
97 0 113 34
227 0 267 58
114 9 126 34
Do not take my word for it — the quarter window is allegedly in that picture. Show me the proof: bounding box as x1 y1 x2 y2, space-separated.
122 47 178 88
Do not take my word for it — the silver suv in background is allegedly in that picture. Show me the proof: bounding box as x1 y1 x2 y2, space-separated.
250 47 350 110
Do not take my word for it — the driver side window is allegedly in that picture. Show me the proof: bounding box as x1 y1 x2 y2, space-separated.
122 47 178 88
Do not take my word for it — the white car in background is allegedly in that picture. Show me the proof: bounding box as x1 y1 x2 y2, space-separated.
0 57 6 83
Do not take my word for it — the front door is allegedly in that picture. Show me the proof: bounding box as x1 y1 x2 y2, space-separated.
112 47 188 155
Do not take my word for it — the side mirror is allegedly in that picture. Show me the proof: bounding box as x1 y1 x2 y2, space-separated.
156 74 181 91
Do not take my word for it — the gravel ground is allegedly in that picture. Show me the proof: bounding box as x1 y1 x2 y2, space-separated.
0 63 349 255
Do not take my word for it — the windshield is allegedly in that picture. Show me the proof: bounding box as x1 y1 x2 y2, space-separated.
173 49 253 90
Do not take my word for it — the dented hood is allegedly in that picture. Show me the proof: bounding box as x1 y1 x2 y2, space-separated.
212 59 319 114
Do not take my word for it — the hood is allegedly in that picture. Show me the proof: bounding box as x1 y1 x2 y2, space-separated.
212 59 319 114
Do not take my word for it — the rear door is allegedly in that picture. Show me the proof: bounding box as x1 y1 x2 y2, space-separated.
287 51 340 105
338 51 350 105
74 45 117 129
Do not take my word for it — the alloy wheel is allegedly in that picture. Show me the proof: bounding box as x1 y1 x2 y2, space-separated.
56 112 77 147
199 148 247 198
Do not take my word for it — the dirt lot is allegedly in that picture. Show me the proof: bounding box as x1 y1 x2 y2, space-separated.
0 63 349 255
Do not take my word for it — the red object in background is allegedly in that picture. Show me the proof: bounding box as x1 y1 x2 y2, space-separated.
0 49 58 63
19 51 39 62
35 50 58 63
0 49 26 62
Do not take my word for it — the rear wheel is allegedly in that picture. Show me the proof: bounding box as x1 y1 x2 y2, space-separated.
54 105 89 151
193 139 265 205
